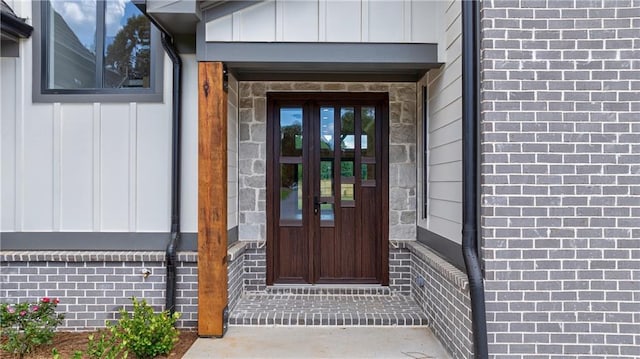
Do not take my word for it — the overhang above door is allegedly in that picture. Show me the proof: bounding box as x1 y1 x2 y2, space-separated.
195 0 445 82
196 42 440 82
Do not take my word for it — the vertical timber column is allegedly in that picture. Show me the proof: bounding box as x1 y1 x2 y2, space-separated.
198 62 228 337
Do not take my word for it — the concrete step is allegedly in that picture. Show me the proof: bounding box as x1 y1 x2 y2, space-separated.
229 292 428 327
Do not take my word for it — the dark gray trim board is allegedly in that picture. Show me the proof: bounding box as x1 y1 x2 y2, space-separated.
1 40 19 57
198 43 438 64
228 226 239 246
0 232 196 251
417 226 465 271
196 37 440 82
0 229 241 251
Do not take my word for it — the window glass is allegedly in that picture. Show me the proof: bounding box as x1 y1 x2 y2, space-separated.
47 0 98 89
280 108 303 157
44 0 151 91
104 2 151 88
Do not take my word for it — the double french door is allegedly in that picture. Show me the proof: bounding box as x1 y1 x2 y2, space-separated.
266 93 389 285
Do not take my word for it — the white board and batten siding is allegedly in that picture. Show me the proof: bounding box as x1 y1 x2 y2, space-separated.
206 0 446 59
227 74 240 231
0 0 240 234
417 0 462 244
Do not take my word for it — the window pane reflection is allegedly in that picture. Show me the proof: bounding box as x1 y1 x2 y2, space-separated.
320 107 335 155
320 161 333 197
281 108 303 157
362 107 375 157
321 203 334 221
280 164 303 221
340 107 355 153
103 2 151 88
362 164 375 180
48 0 98 89
341 183 354 201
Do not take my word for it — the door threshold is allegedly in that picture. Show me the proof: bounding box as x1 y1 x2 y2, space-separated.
270 284 385 288
264 284 392 296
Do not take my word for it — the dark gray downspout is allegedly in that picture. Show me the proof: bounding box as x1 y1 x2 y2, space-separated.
162 31 182 317
135 3 182 317
461 1 489 358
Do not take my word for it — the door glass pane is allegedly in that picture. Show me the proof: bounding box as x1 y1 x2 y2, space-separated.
320 160 333 197
340 107 355 155
362 164 375 180
281 108 303 157
321 203 334 221
320 107 335 156
361 107 376 157
280 164 303 220
341 183 354 201
341 160 354 177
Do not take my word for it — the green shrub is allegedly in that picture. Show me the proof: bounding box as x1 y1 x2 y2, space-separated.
111 298 180 359
0 297 65 358
85 330 128 359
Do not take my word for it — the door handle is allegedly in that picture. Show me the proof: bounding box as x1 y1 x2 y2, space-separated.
314 196 328 215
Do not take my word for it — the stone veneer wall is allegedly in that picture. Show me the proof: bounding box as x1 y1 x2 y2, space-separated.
407 242 473 359
482 0 640 357
237 82 418 243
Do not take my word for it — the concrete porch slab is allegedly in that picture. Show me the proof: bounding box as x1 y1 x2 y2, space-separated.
183 327 452 358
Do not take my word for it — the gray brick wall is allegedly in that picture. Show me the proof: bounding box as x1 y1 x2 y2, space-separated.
0 249 247 331
481 0 640 357
407 242 473 359
242 242 267 292
389 245 412 295
240 243 412 294
0 252 198 330
227 244 245 311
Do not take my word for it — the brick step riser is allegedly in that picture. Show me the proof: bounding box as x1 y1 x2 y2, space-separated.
229 314 427 327
261 287 393 296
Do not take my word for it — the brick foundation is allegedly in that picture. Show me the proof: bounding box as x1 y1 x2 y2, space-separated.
0 252 198 330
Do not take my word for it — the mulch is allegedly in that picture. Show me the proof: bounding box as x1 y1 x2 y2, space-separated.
0 330 198 358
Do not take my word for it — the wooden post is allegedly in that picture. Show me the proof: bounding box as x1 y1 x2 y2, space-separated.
198 62 228 337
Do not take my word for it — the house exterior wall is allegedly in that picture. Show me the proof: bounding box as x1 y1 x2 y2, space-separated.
482 0 640 357
0 0 178 233
408 241 472 359
236 81 417 243
0 252 199 330
204 0 444 48
417 0 463 244
0 22 234 238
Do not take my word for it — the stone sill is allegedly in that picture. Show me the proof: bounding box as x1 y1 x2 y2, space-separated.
404 241 469 291
227 241 248 262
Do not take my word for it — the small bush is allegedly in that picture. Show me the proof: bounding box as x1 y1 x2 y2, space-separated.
85 330 128 359
0 297 64 358
111 298 180 359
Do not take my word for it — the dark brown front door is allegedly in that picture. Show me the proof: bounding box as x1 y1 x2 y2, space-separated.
266 93 389 285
